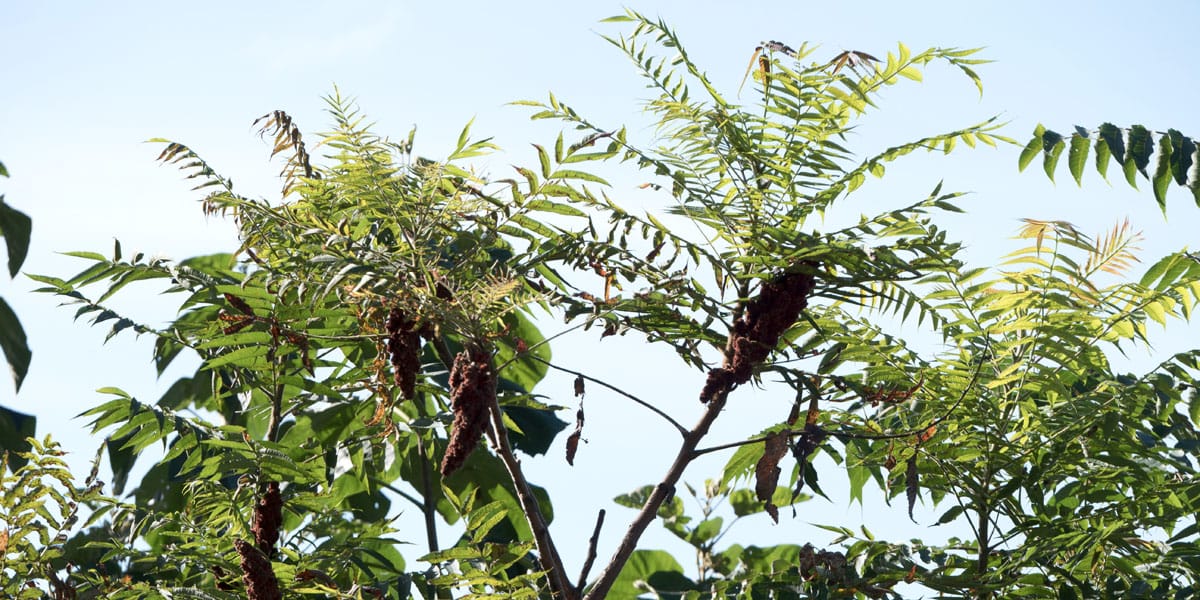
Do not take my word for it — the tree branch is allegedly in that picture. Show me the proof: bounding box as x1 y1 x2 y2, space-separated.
483 367 576 600
576 509 606 593
581 391 730 600
531 356 688 437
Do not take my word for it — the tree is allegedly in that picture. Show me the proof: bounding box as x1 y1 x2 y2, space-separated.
5 10 1200 599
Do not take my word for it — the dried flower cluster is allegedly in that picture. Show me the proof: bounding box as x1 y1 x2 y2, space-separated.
385 308 433 400
700 268 816 403
754 431 790 522
235 538 281 600
440 349 494 477
253 482 282 556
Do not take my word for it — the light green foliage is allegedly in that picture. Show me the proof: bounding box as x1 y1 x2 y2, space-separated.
0 437 114 599
14 11 1200 600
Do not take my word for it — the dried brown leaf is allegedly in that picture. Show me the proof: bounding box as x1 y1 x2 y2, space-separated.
566 404 585 465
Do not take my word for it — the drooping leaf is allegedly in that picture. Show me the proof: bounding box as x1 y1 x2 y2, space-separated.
0 196 32 277
0 297 31 391
1068 133 1090 186
0 405 36 470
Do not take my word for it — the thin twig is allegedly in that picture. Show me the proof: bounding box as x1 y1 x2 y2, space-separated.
493 315 606 374
373 478 425 511
531 356 688 437
576 509 606 593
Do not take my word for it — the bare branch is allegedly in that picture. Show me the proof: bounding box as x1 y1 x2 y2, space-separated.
576 509 606 593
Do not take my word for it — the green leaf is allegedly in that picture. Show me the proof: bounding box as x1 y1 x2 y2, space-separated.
0 405 36 470
1094 136 1113 181
1167 129 1195 186
533 144 552 179
1189 391 1200 427
1127 124 1153 177
1068 134 1090 186
935 505 964 525
1152 133 1173 213
1098 122 1126 164
1017 126 1044 172
0 297 31 391
1042 130 1065 182
609 550 689 600
0 196 32 277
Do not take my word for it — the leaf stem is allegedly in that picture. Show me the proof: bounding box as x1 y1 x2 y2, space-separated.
531 357 687 437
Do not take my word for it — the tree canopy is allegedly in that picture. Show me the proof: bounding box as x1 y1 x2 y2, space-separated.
3 11 1199 600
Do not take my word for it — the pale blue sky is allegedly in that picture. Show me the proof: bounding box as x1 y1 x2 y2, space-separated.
3 0 1200 588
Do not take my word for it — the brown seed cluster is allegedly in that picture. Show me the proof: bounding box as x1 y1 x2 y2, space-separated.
385 308 432 400
700 268 816 403
440 349 494 477
253 482 282 556
235 538 281 600
754 431 790 523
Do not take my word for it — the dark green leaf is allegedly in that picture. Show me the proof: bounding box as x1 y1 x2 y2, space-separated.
1167 129 1195 186
0 196 32 277
1041 130 1065 182
0 297 31 391
1127 124 1153 177
0 405 35 470
1098 122 1125 164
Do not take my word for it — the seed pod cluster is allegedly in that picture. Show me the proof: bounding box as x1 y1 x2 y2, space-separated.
754 431 790 523
235 538 282 600
440 349 494 477
700 267 816 403
385 308 433 400
252 482 282 556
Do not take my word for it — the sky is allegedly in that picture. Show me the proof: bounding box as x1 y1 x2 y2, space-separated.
3 0 1200 591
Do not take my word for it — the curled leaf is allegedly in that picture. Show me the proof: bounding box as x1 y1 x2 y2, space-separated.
566 402 585 466
574 375 585 397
